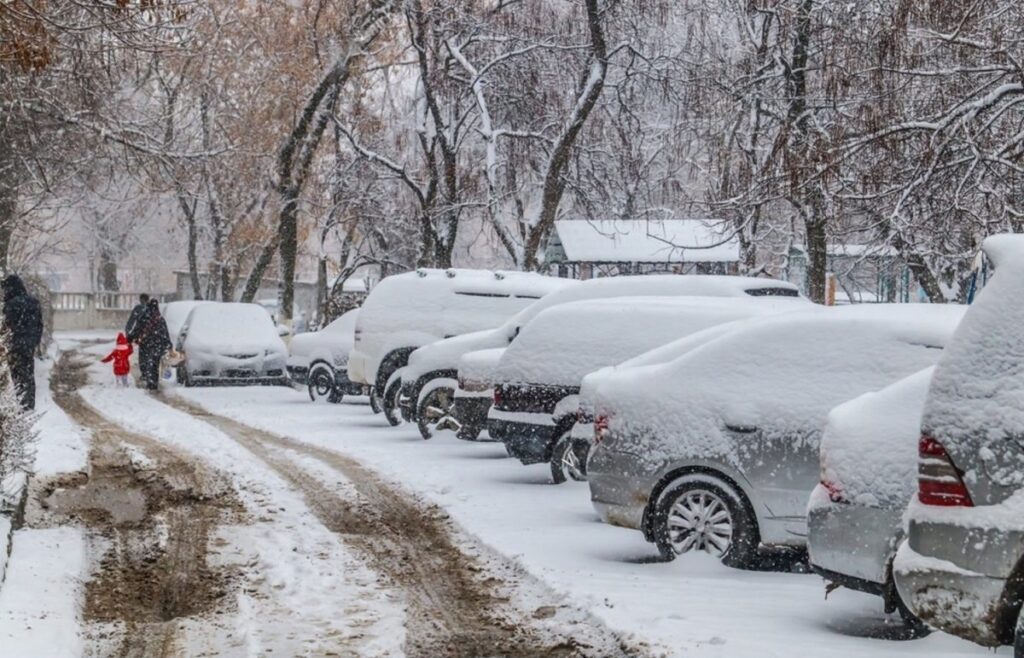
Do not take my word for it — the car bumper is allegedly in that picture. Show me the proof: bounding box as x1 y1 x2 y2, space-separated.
587 445 651 530
807 485 903 589
286 365 309 385
894 542 1008 646
487 412 557 465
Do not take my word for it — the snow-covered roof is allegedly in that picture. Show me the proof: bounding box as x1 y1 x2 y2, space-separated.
552 219 739 263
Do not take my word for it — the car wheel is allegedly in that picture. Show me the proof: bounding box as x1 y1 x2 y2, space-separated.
382 376 404 427
895 594 931 639
369 388 382 414
550 433 588 484
307 365 341 403
417 383 460 440
652 473 759 568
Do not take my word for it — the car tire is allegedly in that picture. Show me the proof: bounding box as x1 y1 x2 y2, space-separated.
652 473 759 568
416 382 460 440
369 388 382 414
550 433 588 484
307 365 341 404
382 375 404 427
895 594 931 639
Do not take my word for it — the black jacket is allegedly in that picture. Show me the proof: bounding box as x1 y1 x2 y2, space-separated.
132 302 172 353
125 303 147 338
1 276 43 355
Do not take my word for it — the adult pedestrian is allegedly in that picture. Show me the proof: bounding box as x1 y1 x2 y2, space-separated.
125 293 149 338
1 275 43 409
128 298 172 390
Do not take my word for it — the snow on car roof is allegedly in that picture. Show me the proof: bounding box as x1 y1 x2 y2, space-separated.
496 296 801 387
820 367 935 509
592 304 965 465
981 233 1024 267
923 246 1024 458
501 274 806 338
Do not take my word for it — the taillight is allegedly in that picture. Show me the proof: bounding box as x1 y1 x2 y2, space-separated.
594 414 610 444
918 434 973 507
492 386 503 407
820 478 848 504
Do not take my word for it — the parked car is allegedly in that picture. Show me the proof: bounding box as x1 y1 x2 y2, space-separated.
162 300 213 345
177 302 290 386
587 304 965 568
287 309 365 403
807 367 935 636
453 347 505 441
894 234 1024 652
489 296 807 482
414 275 807 441
346 269 572 423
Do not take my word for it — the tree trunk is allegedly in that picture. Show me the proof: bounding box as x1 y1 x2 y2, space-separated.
98 249 120 291
522 0 609 270
240 236 279 303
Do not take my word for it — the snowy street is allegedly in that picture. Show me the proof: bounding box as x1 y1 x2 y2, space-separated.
0 336 1010 657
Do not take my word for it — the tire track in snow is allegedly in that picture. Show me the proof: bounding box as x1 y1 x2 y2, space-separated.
159 393 645 658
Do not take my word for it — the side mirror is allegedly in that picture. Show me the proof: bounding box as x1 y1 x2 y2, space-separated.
277 324 292 337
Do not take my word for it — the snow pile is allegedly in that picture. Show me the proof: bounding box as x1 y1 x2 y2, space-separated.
922 237 1024 494
592 305 965 471
496 296 808 387
289 309 358 367
182 303 287 356
819 367 934 508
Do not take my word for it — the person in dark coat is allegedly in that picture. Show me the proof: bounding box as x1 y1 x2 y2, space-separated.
128 298 172 390
125 293 150 338
1 275 44 409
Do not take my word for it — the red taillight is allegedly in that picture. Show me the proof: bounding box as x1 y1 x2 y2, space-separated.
918 434 973 507
820 478 848 504
492 387 503 407
594 414 610 443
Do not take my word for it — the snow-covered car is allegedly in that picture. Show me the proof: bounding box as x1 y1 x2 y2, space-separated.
177 302 290 386
807 367 935 637
587 304 965 568
489 296 808 482
286 309 364 403
453 347 506 441
347 269 573 421
894 234 1024 652
162 300 213 344
409 274 807 440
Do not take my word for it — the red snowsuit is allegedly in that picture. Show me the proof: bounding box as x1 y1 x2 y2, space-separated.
102 333 134 376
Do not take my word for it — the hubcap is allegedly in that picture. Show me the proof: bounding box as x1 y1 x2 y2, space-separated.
311 372 332 398
666 489 733 557
560 443 584 480
423 389 460 433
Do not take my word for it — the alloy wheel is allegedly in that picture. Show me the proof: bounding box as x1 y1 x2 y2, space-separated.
666 489 734 557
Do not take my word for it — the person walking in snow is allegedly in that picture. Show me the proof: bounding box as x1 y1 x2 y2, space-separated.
1 274 43 409
101 332 134 387
124 293 149 338
128 298 171 391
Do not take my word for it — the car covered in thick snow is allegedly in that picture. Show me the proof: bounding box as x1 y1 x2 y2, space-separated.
587 304 965 568
410 275 807 441
453 347 506 441
347 269 572 421
177 302 290 386
489 296 808 482
807 367 935 636
287 309 364 402
894 234 1024 652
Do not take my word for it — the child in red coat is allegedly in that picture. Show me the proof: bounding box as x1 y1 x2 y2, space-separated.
101 332 134 387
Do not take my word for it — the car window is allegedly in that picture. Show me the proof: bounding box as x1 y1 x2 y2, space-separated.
744 287 800 298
